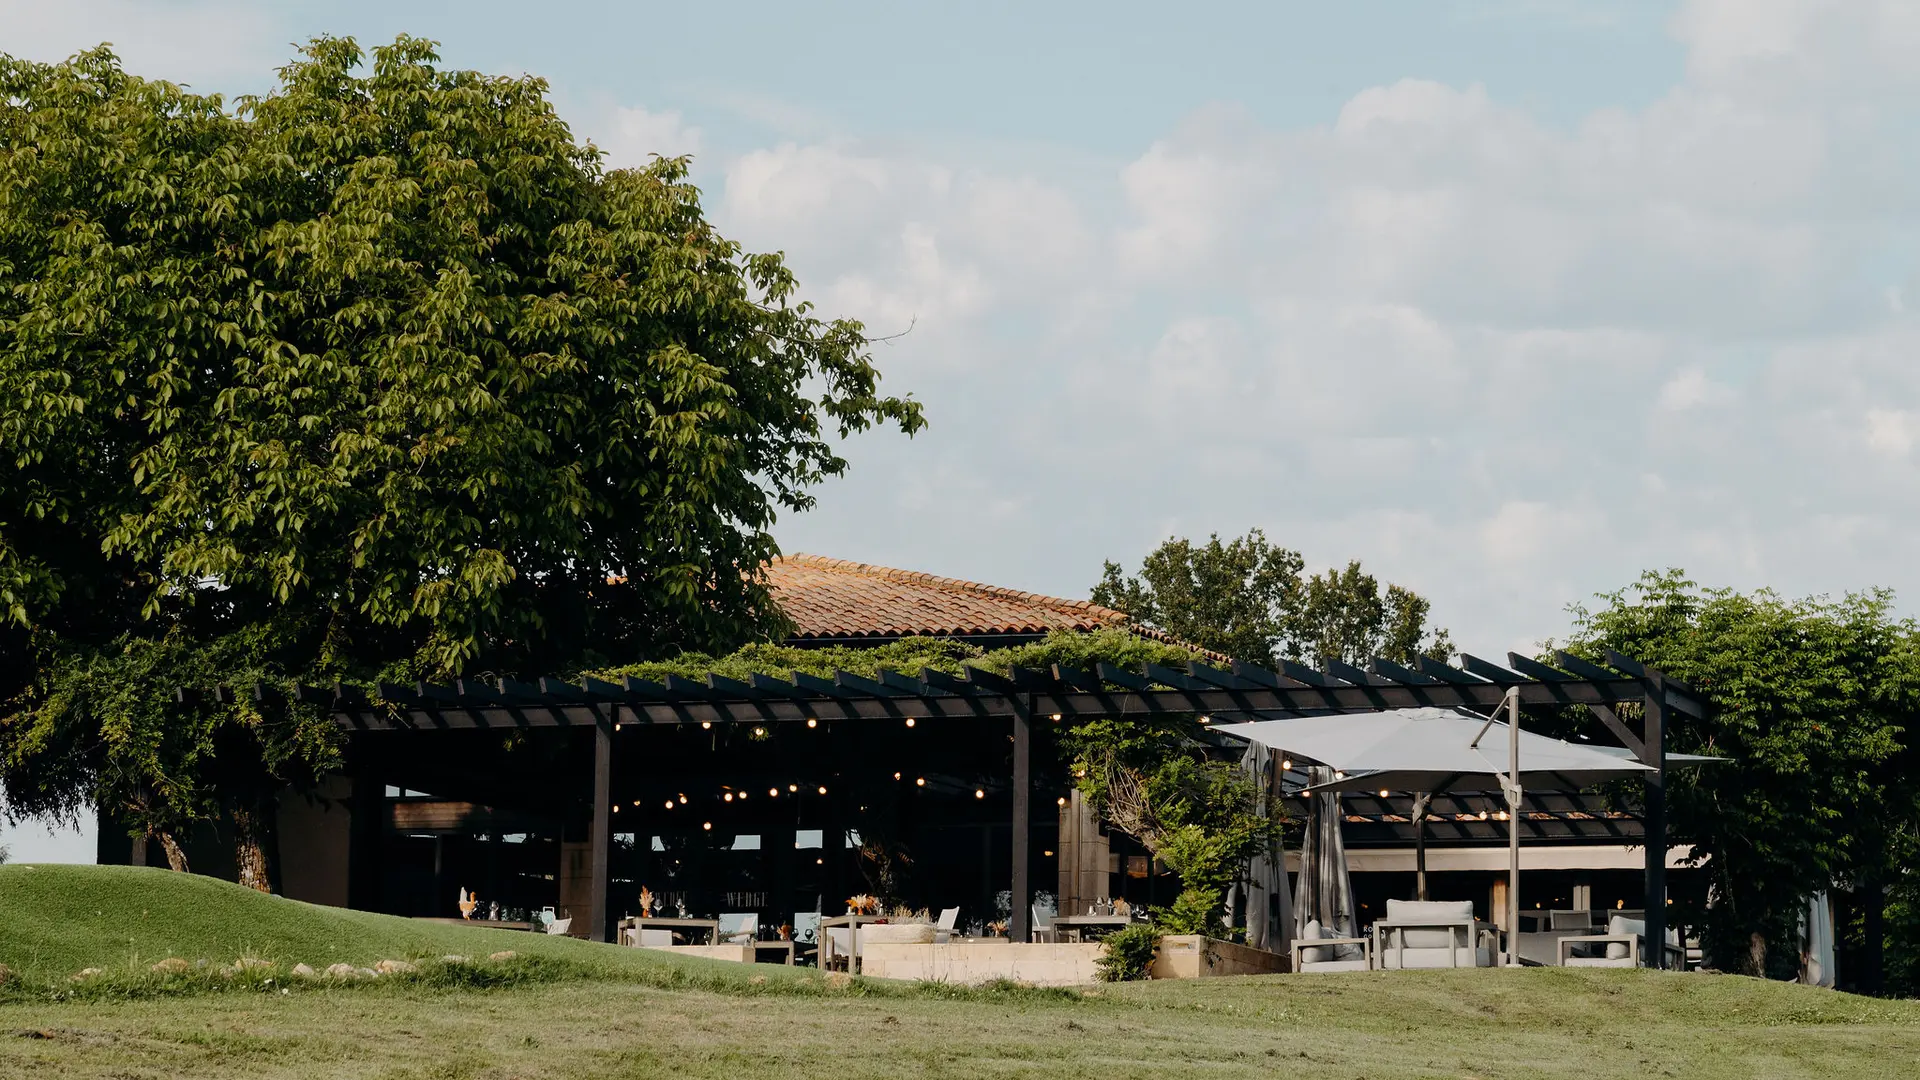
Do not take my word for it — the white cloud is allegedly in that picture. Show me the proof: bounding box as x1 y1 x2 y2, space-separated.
756 0 1920 650
596 105 704 166
0 0 286 87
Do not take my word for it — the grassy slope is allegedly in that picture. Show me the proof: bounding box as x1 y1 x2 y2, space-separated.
0 864 780 982
1 866 1916 1079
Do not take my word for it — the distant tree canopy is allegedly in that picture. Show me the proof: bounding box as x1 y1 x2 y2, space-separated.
1564 571 1920 984
1093 529 1451 666
0 38 920 885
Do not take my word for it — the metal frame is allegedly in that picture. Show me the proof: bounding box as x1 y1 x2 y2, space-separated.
289 649 1698 958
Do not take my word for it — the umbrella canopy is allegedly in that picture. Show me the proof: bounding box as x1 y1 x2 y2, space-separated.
1215 707 1660 794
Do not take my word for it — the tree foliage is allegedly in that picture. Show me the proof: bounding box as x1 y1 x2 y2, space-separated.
1094 529 1451 665
0 38 920 882
1564 571 1920 979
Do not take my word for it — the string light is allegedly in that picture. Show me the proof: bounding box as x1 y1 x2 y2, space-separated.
768 787 778 797
1282 758 1293 770
678 794 688 805
1198 716 1211 724
893 772 902 780
701 721 712 730
702 822 712 831
752 726 767 737
974 789 985 799
1050 713 1062 722
1379 789 1390 798
905 718 916 728
1334 771 1345 780
806 718 818 728
915 777 926 787
817 785 828 795
1043 850 1054 857
724 793 734 802
612 804 619 813
788 784 798 793
738 790 748 800
1056 797 1067 806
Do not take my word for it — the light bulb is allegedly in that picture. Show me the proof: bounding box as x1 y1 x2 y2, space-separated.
806 718 818 728
724 793 734 802
1198 715 1210 724
1379 789 1390 798
1057 797 1067 806
817 785 827 795
974 789 985 799
738 790 748 800
701 721 711 730
915 777 926 787
664 800 674 810
768 788 778 797
612 805 619 813
702 822 712 831
753 726 766 737
678 794 687 805
905 718 915 728
1334 771 1345 780
788 784 798 792
1050 713 1062 722
1282 759 1293 770
893 772 902 780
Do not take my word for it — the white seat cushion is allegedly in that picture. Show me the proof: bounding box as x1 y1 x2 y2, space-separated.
1383 900 1475 950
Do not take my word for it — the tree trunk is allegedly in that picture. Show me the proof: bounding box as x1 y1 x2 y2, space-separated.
156 831 190 872
231 802 274 894
1748 931 1768 977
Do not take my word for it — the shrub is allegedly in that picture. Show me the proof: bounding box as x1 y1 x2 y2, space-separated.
1096 923 1161 982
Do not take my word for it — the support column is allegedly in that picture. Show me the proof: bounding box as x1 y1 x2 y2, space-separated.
588 712 613 942
1643 677 1669 969
348 734 385 912
1010 696 1032 943
1505 686 1522 966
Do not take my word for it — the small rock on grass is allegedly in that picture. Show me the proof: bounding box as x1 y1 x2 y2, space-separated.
440 955 469 964
824 972 853 989
487 951 516 961
150 958 190 975
373 959 417 975
324 963 357 978
70 968 102 982
291 963 316 977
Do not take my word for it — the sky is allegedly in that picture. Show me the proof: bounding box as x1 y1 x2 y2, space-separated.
5 0 1920 862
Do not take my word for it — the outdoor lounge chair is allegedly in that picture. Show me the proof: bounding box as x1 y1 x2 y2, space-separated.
934 907 961 944
544 916 573 936
1030 905 1057 943
1290 919 1371 972
718 913 759 945
1558 915 1683 968
1371 899 1497 969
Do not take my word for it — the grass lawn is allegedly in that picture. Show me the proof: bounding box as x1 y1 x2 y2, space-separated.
2 866 1915 1079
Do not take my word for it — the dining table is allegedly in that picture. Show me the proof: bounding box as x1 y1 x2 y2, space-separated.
618 916 721 946
817 913 888 971
1048 914 1140 942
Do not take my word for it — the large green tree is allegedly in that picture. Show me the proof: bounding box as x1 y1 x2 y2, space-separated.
0 38 920 884
1564 571 1920 981
1093 529 1451 665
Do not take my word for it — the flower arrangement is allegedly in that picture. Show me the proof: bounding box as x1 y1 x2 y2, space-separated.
846 893 879 915
986 919 1009 937
886 905 932 924
638 886 655 917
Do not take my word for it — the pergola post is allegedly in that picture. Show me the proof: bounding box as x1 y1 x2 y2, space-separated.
1505 686 1522 966
588 710 614 942
347 733 384 912
1643 676 1668 969
1010 696 1032 943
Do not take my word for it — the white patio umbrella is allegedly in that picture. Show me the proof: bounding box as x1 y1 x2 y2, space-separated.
1216 696 1672 965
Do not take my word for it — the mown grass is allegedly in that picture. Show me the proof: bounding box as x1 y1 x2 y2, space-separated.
1 866 1916 1078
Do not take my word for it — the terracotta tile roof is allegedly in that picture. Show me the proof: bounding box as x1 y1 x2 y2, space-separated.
765 554 1133 641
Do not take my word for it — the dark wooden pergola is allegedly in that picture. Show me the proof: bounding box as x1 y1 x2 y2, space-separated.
317 648 1703 965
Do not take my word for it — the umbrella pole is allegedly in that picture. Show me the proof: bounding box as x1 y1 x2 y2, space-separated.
1412 792 1432 901
1506 687 1522 967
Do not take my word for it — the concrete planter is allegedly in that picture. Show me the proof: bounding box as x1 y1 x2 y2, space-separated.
859 922 938 945
861 942 1103 986
1150 935 1288 979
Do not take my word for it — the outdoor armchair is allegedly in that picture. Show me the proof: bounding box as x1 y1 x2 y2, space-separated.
1558 915 1683 968
934 906 961 944
718 913 759 945
1290 919 1371 972
1371 899 1498 969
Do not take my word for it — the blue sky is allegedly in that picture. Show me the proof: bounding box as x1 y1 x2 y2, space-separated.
6 1 1920 862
